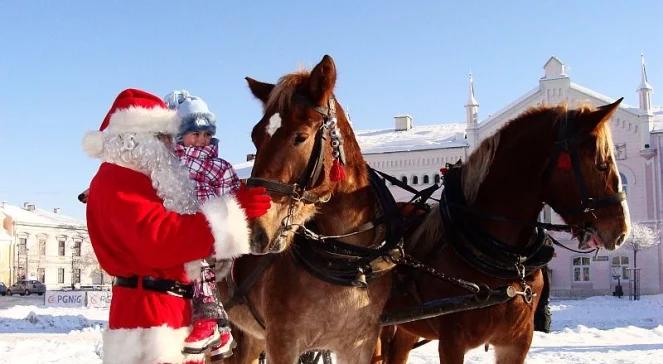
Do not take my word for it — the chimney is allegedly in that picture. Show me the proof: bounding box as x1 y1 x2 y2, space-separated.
394 115 413 131
53 208 61 214
1 201 6 209
246 153 256 162
23 202 36 211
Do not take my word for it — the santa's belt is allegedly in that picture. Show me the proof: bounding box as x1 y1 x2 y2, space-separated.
113 275 194 299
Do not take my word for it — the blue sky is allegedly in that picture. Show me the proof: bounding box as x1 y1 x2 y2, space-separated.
0 1 661 219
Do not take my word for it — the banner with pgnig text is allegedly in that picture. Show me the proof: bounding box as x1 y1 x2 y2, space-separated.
44 290 112 308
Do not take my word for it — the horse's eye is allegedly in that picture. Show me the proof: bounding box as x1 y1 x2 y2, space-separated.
597 162 609 171
294 133 309 146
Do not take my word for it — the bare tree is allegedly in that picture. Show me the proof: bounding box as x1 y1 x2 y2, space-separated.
625 223 659 269
623 223 659 299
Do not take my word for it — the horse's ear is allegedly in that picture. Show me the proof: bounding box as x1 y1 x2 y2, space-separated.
579 97 622 133
308 55 337 106
246 77 275 104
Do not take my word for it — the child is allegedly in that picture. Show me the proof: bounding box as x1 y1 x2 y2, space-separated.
166 90 240 360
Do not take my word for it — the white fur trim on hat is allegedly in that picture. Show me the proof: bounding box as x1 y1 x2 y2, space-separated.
107 106 179 135
82 130 104 158
102 325 190 364
201 195 251 260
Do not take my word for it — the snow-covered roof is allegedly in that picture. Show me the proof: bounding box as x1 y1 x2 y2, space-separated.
233 161 254 180
0 203 85 228
232 123 468 173
480 86 541 126
355 123 467 154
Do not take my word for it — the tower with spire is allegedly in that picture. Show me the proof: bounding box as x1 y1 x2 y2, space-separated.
465 73 480 151
638 54 653 116
638 54 656 156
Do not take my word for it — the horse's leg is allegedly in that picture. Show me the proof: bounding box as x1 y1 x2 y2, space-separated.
380 328 419 364
493 343 529 364
264 332 302 364
217 328 264 364
437 340 464 364
336 329 380 364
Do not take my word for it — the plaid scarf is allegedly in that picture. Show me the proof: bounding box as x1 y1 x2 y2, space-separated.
175 141 240 202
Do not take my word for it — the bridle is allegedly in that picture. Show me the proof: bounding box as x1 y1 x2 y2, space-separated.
246 97 344 241
544 109 627 218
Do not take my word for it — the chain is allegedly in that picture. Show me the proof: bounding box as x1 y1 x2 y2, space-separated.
396 252 481 294
514 262 535 304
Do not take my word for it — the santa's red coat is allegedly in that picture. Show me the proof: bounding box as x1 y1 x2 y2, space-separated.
87 163 250 364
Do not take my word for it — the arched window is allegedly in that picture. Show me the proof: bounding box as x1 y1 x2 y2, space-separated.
619 173 628 195
423 175 430 184
434 174 441 185
412 176 419 185
401 176 407 184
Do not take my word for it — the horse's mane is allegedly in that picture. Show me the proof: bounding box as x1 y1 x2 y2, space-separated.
461 132 501 204
460 103 613 204
265 70 309 113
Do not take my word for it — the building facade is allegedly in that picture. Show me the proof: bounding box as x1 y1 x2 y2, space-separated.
357 56 663 297
0 202 109 289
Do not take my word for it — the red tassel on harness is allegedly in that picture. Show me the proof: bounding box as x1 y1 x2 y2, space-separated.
557 152 572 170
330 159 346 181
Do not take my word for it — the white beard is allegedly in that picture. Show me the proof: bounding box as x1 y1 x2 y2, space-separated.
100 133 198 214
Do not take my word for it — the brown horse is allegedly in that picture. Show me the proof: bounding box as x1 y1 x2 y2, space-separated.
220 55 394 364
380 100 631 364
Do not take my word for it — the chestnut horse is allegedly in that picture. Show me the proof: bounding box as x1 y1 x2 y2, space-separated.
220 55 396 364
380 100 631 363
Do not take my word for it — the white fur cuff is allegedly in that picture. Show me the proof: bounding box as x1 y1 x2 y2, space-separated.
82 130 104 158
201 195 251 260
102 325 190 364
183 260 202 282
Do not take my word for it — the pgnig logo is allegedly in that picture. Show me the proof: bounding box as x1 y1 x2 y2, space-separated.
48 294 82 304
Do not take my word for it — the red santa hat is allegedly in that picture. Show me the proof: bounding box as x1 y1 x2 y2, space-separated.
82 88 179 158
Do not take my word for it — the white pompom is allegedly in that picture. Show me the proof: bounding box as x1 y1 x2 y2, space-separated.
82 131 104 158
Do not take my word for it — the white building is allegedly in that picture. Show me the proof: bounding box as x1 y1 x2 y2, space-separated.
0 201 109 289
358 56 663 297
235 56 662 297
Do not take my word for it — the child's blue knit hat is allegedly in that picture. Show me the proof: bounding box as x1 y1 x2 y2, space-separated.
164 90 216 139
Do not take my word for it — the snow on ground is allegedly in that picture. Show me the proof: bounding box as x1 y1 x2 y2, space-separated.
410 294 663 363
1 294 662 363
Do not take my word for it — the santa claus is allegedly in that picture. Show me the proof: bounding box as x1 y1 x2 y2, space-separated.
82 88 270 364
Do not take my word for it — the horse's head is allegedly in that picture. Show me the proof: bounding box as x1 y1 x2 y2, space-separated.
245 55 358 253
543 100 630 250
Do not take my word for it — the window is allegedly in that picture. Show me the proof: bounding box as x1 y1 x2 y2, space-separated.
18 238 27 255
39 239 46 256
37 268 45 283
73 269 81 284
58 240 65 256
611 256 630 280
412 176 419 185
73 241 81 257
423 175 430 184
401 176 407 184
572 257 591 282
58 268 65 284
434 174 441 185
619 173 628 195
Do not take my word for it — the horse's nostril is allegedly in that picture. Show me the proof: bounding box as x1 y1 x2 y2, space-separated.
616 233 626 246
